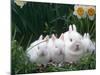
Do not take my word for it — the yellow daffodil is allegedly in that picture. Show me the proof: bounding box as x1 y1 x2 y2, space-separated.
86 6 96 21
73 5 87 19
14 0 27 8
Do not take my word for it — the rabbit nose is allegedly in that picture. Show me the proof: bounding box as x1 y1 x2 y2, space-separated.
76 44 79 48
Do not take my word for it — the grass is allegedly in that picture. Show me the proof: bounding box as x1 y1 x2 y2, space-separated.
11 39 96 74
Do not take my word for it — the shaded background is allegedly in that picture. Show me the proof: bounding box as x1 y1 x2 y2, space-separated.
11 1 96 49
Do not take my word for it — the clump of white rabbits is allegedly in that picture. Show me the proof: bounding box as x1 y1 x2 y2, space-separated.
26 24 95 67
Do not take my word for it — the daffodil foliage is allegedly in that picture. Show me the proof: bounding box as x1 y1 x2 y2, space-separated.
11 1 96 74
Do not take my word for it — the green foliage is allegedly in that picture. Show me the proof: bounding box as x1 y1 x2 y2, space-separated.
11 40 96 74
11 1 96 49
11 1 96 74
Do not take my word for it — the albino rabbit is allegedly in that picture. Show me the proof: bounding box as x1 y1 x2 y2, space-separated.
82 33 96 53
52 33 65 66
26 35 43 63
46 34 58 63
63 25 86 63
35 35 50 66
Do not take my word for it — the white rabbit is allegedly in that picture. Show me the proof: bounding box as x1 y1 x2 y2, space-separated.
26 35 43 63
35 35 50 66
63 25 86 63
47 34 59 64
82 33 96 53
52 33 65 66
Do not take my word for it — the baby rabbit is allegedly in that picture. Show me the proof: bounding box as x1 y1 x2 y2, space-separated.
63 25 86 63
46 34 58 64
26 35 43 63
82 33 96 53
53 33 65 66
46 34 65 67
36 35 50 66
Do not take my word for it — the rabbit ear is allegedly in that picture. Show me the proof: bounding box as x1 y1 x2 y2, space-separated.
39 35 43 40
83 33 86 38
69 25 72 32
73 24 77 31
44 35 49 42
51 34 56 41
86 33 90 38
59 33 64 41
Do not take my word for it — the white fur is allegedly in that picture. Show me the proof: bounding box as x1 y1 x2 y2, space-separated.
63 24 86 63
26 35 50 66
82 33 96 53
64 24 82 42
64 39 86 63
26 24 95 65
26 38 42 63
52 33 65 64
35 35 50 66
46 34 58 63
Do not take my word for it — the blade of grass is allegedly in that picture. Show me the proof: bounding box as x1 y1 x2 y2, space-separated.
90 21 96 34
19 35 25 46
26 33 33 49
12 27 16 41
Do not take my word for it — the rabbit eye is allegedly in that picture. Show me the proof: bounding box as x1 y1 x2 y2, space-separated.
70 38 72 42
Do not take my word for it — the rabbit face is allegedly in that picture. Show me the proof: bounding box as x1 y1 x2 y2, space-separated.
37 41 48 56
54 33 65 55
69 39 83 51
64 37 85 63
64 24 83 52
36 41 50 65
68 31 83 50
54 39 65 55
26 35 43 63
47 34 59 57
26 35 49 64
